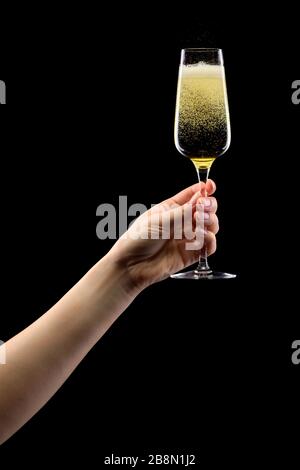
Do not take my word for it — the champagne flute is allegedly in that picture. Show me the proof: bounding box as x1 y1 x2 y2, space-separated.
172 48 236 279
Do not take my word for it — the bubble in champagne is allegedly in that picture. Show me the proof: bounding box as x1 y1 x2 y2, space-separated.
175 63 230 158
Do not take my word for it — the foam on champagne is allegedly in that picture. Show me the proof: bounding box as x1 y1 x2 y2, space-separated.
180 63 223 79
175 62 229 163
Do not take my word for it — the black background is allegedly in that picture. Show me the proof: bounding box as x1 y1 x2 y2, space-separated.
1 5 299 466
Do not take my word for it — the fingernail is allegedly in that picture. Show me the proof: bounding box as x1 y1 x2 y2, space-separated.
204 212 210 220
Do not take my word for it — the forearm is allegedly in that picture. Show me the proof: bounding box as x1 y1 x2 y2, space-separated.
0 254 137 445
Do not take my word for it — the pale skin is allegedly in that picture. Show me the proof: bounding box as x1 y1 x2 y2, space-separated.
0 181 218 445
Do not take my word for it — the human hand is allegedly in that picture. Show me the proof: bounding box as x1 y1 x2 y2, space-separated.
107 180 218 292
0 180 217 445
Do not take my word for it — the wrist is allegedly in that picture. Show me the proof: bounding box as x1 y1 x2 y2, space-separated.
91 252 142 301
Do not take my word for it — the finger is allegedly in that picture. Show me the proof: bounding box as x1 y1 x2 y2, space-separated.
189 190 202 206
166 200 196 238
199 179 216 197
204 213 219 234
204 231 217 256
193 210 219 234
167 182 206 206
199 196 218 213
206 179 216 196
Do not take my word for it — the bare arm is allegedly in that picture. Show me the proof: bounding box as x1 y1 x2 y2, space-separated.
0 255 136 444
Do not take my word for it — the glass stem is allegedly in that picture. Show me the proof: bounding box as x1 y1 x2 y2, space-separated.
195 167 212 274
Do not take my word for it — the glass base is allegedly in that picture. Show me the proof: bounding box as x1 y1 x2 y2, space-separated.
170 269 236 280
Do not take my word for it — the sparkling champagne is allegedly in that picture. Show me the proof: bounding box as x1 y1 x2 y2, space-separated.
175 63 230 169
